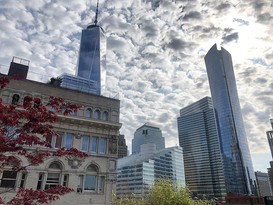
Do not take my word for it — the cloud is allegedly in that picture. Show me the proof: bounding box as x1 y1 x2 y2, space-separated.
183 11 202 21
222 32 239 44
0 0 273 173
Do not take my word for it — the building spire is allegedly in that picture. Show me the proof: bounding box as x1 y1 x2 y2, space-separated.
94 0 99 25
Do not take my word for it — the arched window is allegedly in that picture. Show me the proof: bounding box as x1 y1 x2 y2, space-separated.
45 162 62 189
33 98 41 108
85 108 92 118
23 96 32 107
11 94 20 105
94 110 101 120
102 111 108 121
84 164 98 191
78 164 105 193
37 161 68 190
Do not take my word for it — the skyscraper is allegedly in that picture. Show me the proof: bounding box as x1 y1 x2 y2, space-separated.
132 123 165 154
117 134 128 159
204 44 256 195
255 171 272 197
267 130 273 159
76 1 106 95
117 145 185 199
177 97 226 200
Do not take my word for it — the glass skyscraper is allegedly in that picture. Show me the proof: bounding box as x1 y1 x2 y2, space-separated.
116 146 185 199
204 44 256 195
132 123 165 154
76 12 106 95
177 97 226 200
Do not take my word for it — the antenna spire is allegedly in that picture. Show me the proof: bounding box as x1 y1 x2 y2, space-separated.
94 0 99 25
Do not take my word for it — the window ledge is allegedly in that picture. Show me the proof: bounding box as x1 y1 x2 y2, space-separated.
0 187 17 193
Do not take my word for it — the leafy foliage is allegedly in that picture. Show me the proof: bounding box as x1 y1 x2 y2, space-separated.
0 76 88 204
112 180 211 205
7 186 73 205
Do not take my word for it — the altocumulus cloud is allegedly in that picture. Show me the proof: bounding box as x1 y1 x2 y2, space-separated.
0 0 273 172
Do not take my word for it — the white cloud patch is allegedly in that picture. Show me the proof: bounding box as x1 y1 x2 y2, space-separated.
0 0 273 172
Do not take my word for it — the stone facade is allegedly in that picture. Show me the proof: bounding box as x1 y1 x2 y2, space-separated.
0 78 122 205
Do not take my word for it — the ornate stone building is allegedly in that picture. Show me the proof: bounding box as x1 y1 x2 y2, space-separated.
0 77 121 205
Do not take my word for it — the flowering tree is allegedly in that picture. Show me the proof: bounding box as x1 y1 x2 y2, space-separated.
0 76 88 204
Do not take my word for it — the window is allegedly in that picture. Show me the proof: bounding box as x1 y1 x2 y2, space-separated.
45 162 62 190
11 94 20 105
37 173 44 190
63 174 69 187
85 108 92 118
77 164 105 193
98 176 105 192
0 171 17 188
20 173 26 188
33 98 41 108
85 175 97 191
82 135 90 152
82 136 107 154
23 96 31 105
94 110 100 120
102 111 108 121
63 133 73 149
91 137 99 153
99 138 107 154
46 133 74 149
46 134 62 148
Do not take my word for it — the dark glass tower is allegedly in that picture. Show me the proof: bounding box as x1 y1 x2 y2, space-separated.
76 1 106 95
177 97 226 200
204 44 256 195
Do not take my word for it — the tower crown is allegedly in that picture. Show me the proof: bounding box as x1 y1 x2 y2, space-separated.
87 0 99 29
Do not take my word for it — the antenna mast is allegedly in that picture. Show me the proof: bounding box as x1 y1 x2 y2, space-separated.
94 0 99 25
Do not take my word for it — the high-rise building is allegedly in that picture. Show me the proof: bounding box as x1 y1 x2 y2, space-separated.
267 119 273 159
76 1 106 95
267 130 273 159
117 134 128 159
177 97 226 200
59 73 98 95
204 44 256 195
255 171 272 197
116 145 185 198
132 123 165 154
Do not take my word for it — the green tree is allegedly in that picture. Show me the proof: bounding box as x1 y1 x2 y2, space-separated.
113 180 211 205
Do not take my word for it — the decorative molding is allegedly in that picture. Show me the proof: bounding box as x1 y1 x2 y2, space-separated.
66 155 85 169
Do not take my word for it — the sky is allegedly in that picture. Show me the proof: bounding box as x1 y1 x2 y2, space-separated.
0 0 273 172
